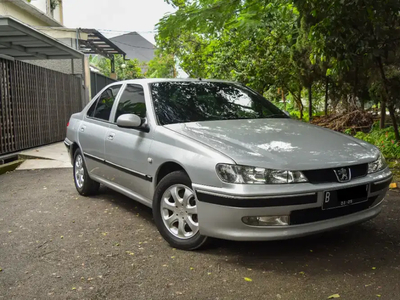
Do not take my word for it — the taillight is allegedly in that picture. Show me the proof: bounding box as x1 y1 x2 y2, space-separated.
67 122 69 127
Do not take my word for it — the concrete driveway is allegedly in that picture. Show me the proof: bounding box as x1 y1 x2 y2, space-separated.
0 169 399 300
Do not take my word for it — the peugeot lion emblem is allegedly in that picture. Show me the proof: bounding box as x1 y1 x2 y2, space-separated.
334 167 351 183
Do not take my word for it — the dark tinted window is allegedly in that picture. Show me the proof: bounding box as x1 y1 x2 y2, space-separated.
87 85 122 121
150 82 287 125
115 84 146 122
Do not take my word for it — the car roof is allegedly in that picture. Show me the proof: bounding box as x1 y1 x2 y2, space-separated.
115 78 238 85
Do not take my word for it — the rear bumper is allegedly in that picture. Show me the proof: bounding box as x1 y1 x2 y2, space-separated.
194 168 392 241
64 138 72 151
64 138 73 164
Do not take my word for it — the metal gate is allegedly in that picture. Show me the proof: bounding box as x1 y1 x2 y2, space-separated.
90 71 116 97
0 58 83 155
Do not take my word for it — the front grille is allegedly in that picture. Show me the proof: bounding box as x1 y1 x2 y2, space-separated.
290 196 378 225
302 164 368 184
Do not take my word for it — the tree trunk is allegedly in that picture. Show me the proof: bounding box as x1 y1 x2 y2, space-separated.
388 105 400 141
298 88 303 120
282 89 286 111
380 102 386 129
324 77 329 116
354 64 358 110
377 57 391 131
308 83 312 122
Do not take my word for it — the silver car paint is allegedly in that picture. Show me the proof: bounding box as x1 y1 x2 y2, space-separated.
164 119 380 170
66 79 392 241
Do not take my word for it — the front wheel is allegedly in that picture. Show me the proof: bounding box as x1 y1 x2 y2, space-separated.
153 171 209 250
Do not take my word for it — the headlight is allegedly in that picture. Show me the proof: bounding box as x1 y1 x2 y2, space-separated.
216 164 308 184
368 153 387 173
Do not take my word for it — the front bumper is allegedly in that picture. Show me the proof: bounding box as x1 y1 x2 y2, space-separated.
193 168 392 241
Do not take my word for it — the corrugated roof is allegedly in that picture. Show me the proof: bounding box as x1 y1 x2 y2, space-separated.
110 32 155 62
79 28 126 58
0 17 82 60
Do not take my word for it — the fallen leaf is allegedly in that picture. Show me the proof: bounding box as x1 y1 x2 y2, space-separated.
72 287 76 290
8 231 12 233
60 236 64 239
372 267 376 270
389 182 397 189
0 268 2 272
207 272 212 275
244 277 253 282
299 271 305 275
190 267 194 270
376 295 381 298
328 294 340 299
101 232 108 236
171 256 175 259
163 264 168 267
247 268 252 271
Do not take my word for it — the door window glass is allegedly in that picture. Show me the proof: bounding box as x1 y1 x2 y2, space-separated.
114 84 146 121
88 85 122 121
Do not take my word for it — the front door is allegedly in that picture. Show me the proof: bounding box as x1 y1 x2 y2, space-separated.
78 84 122 178
104 84 153 201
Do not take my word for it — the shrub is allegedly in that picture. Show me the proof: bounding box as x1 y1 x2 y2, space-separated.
354 123 400 159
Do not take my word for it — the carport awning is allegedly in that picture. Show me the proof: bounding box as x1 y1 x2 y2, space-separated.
0 17 83 60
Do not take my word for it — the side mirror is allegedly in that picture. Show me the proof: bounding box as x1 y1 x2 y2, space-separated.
116 114 142 128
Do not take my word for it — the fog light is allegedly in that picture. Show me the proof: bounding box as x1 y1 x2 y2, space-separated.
242 216 289 226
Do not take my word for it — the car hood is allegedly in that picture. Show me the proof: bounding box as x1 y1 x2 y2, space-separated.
164 119 379 170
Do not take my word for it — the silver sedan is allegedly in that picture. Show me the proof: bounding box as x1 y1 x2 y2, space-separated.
65 79 392 250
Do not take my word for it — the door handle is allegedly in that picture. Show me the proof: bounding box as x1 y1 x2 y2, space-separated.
108 133 115 140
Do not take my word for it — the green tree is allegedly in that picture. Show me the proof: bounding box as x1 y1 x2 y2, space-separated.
89 55 143 80
146 50 176 78
293 0 400 138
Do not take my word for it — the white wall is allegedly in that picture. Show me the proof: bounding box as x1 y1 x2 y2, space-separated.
29 0 48 14
0 2 49 26
52 3 62 23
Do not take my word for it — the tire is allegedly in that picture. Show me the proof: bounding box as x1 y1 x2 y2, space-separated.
153 170 209 250
73 149 100 196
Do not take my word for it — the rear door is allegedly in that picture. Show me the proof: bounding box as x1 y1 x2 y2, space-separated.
78 84 122 178
104 84 153 201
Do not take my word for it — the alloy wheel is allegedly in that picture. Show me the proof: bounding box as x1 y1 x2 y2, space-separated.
75 154 85 189
160 184 199 239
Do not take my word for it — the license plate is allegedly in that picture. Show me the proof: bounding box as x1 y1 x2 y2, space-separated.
323 184 369 210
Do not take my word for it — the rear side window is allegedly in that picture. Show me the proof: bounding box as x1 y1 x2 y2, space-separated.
114 84 146 122
87 85 122 121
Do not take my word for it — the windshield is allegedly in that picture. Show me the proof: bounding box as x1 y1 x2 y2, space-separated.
150 81 288 125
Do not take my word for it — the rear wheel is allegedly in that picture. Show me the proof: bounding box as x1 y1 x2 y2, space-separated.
73 149 99 196
153 171 209 250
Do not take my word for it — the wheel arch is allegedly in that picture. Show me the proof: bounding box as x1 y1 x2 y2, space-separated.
155 161 191 187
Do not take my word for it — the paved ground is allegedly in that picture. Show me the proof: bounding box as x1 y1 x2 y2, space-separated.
18 143 71 170
0 169 399 300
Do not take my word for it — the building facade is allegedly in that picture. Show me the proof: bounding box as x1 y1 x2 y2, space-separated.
0 0 63 27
